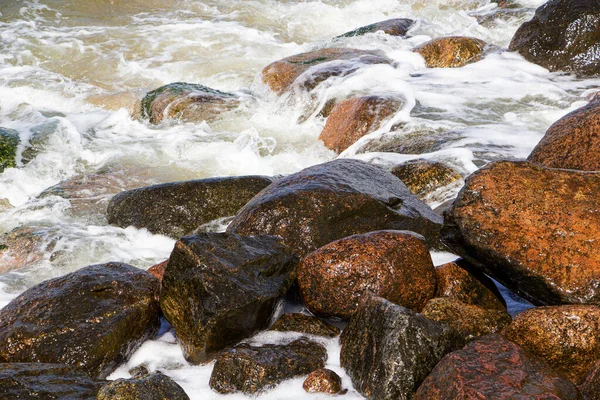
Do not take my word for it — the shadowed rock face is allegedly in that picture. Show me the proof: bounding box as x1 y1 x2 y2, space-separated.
96 372 190 400
581 359 600 399
414 36 487 68
159 233 297 364
509 0 600 76
269 313 340 337
414 334 580 400
441 161 600 306
303 368 342 394
227 159 443 257
0 262 161 379
338 18 414 38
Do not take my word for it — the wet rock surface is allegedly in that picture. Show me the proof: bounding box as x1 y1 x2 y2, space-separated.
0 262 161 379
581 359 600 400
227 159 443 256
269 313 340 337
159 233 297 364
298 230 436 318
107 175 273 238
509 0 600 76
357 127 462 155
96 372 190 400
441 161 600 306
414 333 580 399
0 363 103 400
0 225 51 274
147 260 167 282
390 160 461 198
340 295 463 400
414 36 487 68
0 127 19 172
339 18 414 37
503 305 600 385
209 338 327 394
303 368 342 394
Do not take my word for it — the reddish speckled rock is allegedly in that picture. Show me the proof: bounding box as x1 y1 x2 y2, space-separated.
303 368 342 394
147 260 167 282
414 36 487 68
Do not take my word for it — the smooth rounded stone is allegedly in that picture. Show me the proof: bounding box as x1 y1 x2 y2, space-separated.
338 18 414 37
209 338 327 394
160 233 297 364
508 0 600 76
96 372 189 400
581 359 600 400
390 160 461 198
414 333 580 400
261 48 394 95
441 161 600 306
0 262 161 379
269 313 340 337
414 36 487 68
298 230 436 319
303 368 342 394
503 305 600 385
0 127 19 172
528 100 600 171
107 175 274 238
318 96 403 153
421 297 511 341
0 363 103 400
147 260 167 282
141 82 239 124
340 295 464 400
227 159 443 257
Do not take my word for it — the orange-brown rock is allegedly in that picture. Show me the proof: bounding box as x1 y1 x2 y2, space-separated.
441 161 600 306
503 305 600 385
391 160 461 198
269 313 340 337
414 36 487 68
528 100 600 171
147 260 167 282
261 48 393 95
580 359 600 399
318 96 402 153
303 368 342 394
0 226 54 274
297 230 436 319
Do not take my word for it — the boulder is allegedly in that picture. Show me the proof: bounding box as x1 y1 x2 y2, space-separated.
209 338 327 394
581 359 600 400
503 305 600 385
339 18 414 38
0 225 51 274
141 82 239 124
227 159 443 256
318 96 403 153
269 313 340 337
147 260 167 282
298 230 436 319
391 160 461 199
340 295 464 400
96 372 189 400
414 36 487 68
528 100 600 171
159 233 297 364
0 262 161 379
357 127 463 155
107 175 274 238
0 363 102 399
0 127 19 172
508 0 600 76
414 333 580 399
261 48 394 95
303 368 342 394
441 161 600 306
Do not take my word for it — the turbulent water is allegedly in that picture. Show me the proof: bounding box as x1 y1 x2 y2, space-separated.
1 0 599 397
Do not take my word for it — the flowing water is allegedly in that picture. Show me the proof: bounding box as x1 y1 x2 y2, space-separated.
1 0 598 397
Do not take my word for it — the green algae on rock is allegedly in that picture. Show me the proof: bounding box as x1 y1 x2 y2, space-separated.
0 127 19 172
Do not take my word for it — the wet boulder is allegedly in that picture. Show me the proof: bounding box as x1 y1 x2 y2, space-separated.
441 161 600 306
340 295 464 400
141 82 239 124
269 313 340 337
159 233 297 364
107 175 274 238
509 0 600 76
528 100 600 171
303 368 342 394
414 333 580 399
391 160 461 199
209 338 327 394
298 230 436 319
96 372 189 400
503 305 600 385
414 36 487 68
581 359 600 400
261 48 394 95
339 18 414 38
318 96 403 153
147 260 167 282
357 127 463 155
0 262 161 379
0 363 102 400
227 159 443 257
0 127 19 172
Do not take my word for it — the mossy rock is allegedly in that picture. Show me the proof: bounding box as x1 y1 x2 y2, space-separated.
0 128 20 172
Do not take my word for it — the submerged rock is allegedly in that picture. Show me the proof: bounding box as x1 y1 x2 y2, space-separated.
0 262 161 379
160 233 297 364
414 36 487 68
96 372 189 400
86 91 143 118
340 295 463 400
339 18 414 37
298 230 436 318
209 338 327 394
227 159 443 257
357 127 463 155
303 368 342 394
390 160 461 199
107 175 273 238
318 96 403 153
0 225 51 274
141 82 239 124
441 161 600 306
509 0 600 76
414 334 580 399
269 313 340 337
0 127 19 172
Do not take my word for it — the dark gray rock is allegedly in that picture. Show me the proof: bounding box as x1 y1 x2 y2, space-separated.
96 372 189 400
159 233 297 364
339 18 414 38
269 313 340 337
